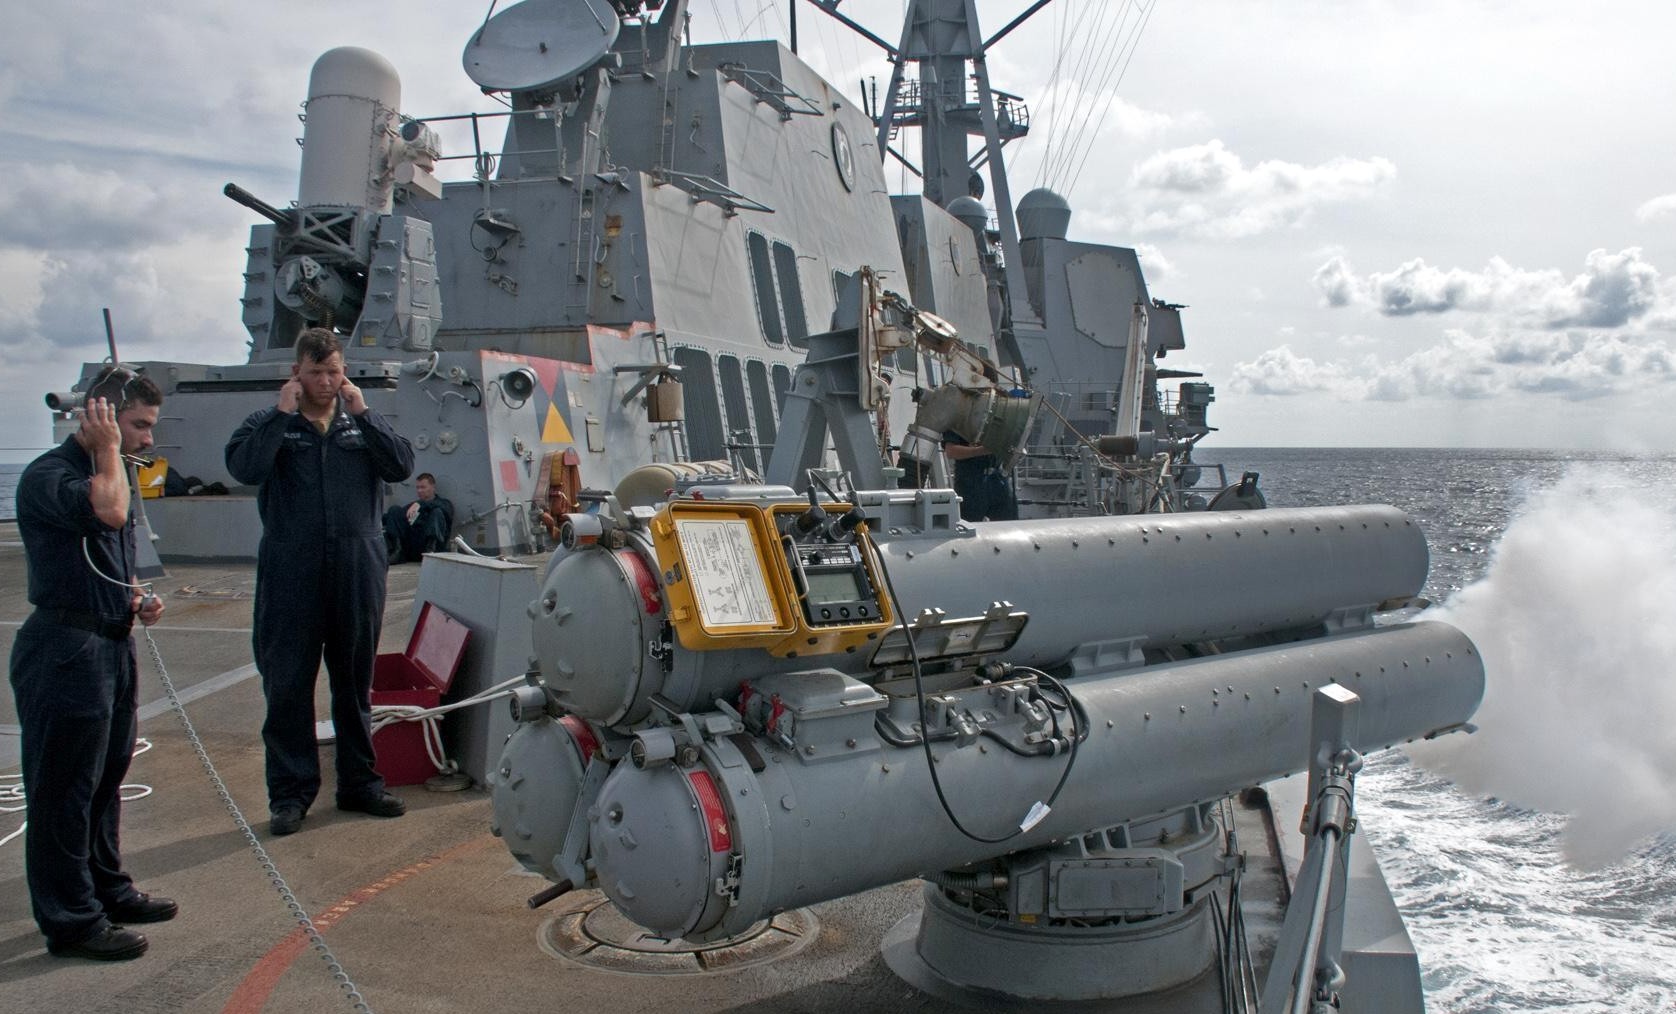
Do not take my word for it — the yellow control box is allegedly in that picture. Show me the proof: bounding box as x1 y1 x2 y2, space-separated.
649 499 893 658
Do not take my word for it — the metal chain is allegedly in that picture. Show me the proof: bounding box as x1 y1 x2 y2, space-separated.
139 628 374 1014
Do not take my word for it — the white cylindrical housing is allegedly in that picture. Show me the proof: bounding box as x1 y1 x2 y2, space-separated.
298 47 401 211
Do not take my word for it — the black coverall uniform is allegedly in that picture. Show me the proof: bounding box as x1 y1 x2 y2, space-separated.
9 438 148 947
225 402 413 813
949 438 1018 522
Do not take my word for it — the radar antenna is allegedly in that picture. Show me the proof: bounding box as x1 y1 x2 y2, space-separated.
463 0 622 93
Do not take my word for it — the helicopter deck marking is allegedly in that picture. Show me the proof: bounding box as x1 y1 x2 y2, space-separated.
220 833 498 1013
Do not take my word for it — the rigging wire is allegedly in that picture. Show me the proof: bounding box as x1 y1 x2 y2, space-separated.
1063 0 1159 196
1032 0 1112 186
1042 1 1143 188
1038 0 1118 187
1034 0 1077 189
764 0 790 43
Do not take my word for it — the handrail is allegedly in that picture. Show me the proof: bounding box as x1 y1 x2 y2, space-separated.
1260 686 1363 1014
649 169 775 215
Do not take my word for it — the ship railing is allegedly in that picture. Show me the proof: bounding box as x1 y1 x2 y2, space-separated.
1212 796 1260 1013
1175 461 1227 494
419 107 779 210
413 109 571 184
883 78 923 139
990 89 1030 136
1010 444 1230 514
648 169 775 215
724 437 775 477
882 78 1029 141
718 63 823 120
414 108 681 187
1260 688 1363 1014
1011 446 1160 516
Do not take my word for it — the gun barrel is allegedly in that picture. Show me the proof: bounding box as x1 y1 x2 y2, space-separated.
223 182 293 227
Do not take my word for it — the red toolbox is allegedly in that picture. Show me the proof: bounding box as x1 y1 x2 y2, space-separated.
371 602 471 786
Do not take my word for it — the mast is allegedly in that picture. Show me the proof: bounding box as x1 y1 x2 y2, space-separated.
821 0 1053 365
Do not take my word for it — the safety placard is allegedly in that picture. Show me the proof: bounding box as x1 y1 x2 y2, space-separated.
675 518 777 628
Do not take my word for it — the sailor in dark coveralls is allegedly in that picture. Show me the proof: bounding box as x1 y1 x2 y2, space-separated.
943 434 1019 522
225 328 414 836
10 367 178 960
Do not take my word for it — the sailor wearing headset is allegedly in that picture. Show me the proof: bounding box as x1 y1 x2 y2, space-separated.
226 327 415 838
10 365 177 961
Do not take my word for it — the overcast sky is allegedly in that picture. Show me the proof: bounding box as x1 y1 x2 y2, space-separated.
2 0 1673 461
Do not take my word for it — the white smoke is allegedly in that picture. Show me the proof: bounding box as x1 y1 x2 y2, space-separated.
1408 466 1676 868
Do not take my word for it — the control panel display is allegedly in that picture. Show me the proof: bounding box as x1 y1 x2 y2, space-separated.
782 533 882 627
805 568 864 606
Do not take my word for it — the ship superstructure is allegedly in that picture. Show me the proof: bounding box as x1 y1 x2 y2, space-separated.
52 0 1238 559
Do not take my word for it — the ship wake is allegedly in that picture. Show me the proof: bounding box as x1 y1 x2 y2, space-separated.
1408 464 1676 868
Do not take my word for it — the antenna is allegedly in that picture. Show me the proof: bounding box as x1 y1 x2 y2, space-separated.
462 0 621 93
102 307 120 362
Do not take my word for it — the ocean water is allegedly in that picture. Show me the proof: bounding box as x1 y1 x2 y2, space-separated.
1 462 21 522
1209 448 1676 1014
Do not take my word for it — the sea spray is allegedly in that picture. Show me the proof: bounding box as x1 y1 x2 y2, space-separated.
1407 465 1676 867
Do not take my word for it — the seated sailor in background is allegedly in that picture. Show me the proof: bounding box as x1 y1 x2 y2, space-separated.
383 471 453 563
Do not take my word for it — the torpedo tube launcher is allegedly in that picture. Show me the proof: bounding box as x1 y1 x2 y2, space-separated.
490 487 1483 949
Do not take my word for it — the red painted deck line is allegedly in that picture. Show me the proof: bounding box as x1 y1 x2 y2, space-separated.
222 833 498 1013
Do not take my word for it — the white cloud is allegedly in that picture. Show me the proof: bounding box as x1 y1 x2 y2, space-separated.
1227 344 1355 396
1317 248 1667 330
0 235 249 358
1133 242 1176 281
1635 193 1676 222
0 162 208 251
1313 254 1365 307
1369 258 1502 316
1547 248 1663 327
1032 84 1184 142
1126 140 1395 240
1234 328 1676 405
1106 97 1194 138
